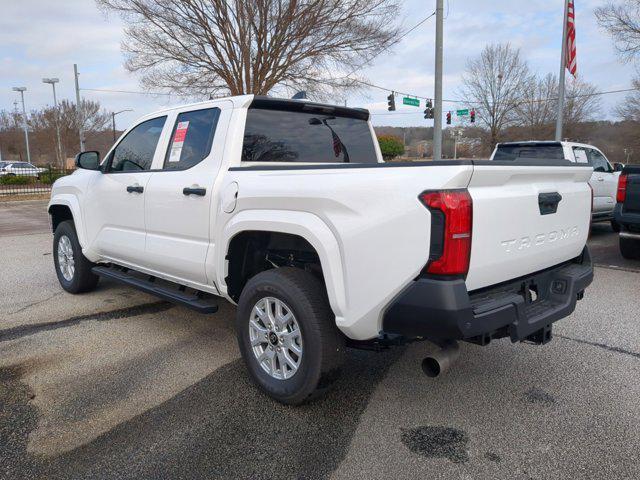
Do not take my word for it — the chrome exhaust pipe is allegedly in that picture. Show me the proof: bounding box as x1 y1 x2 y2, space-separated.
421 341 460 378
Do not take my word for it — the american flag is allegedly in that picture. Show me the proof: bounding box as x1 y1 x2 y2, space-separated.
565 0 577 76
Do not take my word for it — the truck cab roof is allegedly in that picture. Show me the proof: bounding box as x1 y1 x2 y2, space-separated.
140 94 369 121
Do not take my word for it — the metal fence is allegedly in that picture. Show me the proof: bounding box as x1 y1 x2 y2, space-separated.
0 163 72 196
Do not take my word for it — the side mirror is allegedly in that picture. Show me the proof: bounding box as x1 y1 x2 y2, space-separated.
75 151 101 171
614 162 625 172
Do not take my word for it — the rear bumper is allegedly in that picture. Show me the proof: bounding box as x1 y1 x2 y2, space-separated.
382 247 593 344
614 203 640 229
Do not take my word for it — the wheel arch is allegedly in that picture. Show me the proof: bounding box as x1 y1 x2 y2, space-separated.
217 210 347 322
48 195 87 248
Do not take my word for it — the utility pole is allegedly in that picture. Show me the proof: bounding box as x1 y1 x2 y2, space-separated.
74 64 86 151
12 87 31 163
43 78 64 169
433 0 444 161
453 129 458 160
555 0 569 141
111 109 133 142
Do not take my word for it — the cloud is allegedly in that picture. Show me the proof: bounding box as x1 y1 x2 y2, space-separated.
0 0 636 130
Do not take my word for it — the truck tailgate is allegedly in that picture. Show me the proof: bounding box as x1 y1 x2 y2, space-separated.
624 167 640 213
465 162 592 291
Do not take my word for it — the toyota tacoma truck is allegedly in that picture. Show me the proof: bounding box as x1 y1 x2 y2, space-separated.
491 141 623 230
48 96 594 404
614 165 640 260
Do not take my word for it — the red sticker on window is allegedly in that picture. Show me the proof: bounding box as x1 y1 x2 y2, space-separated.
173 121 189 143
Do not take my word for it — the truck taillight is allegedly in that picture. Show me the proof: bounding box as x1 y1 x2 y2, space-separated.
617 173 628 203
419 190 472 276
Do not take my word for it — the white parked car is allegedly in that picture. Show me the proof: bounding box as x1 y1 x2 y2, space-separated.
491 141 623 230
48 96 594 404
0 161 46 177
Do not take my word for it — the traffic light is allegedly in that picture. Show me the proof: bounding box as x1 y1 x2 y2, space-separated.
423 99 434 119
446 111 452 125
387 92 395 111
470 108 476 123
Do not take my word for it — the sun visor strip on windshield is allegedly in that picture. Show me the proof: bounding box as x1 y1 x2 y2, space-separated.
249 96 370 121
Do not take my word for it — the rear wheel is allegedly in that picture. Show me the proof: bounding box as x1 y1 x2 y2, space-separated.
620 235 640 260
53 220 99 293
236 267 345 405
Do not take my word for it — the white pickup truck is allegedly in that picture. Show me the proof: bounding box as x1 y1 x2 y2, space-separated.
491 141 623 230
48 96 594 404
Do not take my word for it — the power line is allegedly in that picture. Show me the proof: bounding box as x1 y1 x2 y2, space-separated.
339 11 436 80
79 12 438 101
352 79 640 107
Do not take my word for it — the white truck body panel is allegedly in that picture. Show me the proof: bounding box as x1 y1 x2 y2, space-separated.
219 164 474 339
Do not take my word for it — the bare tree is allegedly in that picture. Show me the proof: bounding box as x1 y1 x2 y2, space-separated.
514 73 557 139
563 78 602 128
29 100 111 159
511 74 601 140
617 77 640 121
458 43 531 147
595 2 640 125
97 0 402 98
596 1 640 61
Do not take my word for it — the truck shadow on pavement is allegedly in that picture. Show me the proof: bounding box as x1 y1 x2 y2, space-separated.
2 348 404 480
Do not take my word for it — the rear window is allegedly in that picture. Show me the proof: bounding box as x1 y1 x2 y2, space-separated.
242 108 378 163
493 144 566 161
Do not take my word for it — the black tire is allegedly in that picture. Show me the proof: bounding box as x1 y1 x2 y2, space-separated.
620 235 640 260
53 220 99 293
236 267 345 405
611 220 621 233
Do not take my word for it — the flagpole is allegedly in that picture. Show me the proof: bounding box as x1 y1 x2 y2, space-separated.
555 0 570 141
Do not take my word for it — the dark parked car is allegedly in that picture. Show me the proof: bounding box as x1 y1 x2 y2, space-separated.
614 165 640 260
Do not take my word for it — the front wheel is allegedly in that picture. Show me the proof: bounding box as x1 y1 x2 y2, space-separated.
53 220 99 293
236 267 345 405
620 235 640 260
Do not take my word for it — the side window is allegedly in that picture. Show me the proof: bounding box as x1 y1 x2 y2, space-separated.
572 147 588 164
588 149 612 173
109 116 167 172
164 108 220 170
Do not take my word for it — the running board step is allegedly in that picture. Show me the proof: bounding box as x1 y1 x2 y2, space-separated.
92 265 218 314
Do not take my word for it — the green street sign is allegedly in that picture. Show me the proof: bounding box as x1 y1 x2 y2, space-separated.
456 109 469 116
403 97 420 107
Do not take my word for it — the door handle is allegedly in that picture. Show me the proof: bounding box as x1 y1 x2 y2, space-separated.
538 192 562 215
183 186 206 196
597 177 604 181
126 185 144 193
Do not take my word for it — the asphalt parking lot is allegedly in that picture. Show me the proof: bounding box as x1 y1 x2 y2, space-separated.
1 200 639 480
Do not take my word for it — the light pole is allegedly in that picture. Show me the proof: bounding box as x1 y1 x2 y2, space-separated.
42 78 64 169
12 87 31 163
111 109 133 142
433 0 444 161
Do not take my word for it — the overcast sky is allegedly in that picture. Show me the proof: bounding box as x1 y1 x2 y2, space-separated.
1 0 637 130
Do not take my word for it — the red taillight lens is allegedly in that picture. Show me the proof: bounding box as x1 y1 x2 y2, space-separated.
617 173 628 203
419 190 473 276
